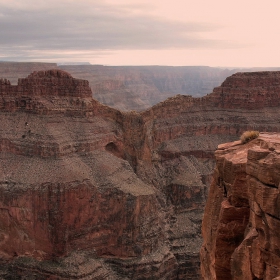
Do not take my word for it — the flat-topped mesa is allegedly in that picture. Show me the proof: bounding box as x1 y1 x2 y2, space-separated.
208 71 280 109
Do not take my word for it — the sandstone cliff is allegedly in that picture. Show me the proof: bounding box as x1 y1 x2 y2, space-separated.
1 70 280 279
201 133 280 280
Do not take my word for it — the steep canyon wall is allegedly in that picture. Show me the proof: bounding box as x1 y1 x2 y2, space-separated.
201 133 280 280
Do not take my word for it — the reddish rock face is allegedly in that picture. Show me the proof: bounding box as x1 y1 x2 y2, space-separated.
0 153 162 260
201 133 280 280
1 70 280 278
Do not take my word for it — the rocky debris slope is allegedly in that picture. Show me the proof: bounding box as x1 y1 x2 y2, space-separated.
201 133 280 280
1 70 280 279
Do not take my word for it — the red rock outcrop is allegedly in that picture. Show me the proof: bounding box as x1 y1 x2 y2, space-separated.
1 70 280 279
201 133 280 279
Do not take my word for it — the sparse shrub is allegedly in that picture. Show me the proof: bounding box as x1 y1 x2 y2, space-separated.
240 130 259 144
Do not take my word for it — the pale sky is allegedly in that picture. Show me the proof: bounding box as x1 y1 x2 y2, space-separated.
0 0 279 67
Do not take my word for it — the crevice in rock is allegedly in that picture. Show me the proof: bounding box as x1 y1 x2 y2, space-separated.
266 212 280 221
105 142 124 160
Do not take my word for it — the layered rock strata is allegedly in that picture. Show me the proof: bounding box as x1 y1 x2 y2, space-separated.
201 133 280 279
1 70 280 278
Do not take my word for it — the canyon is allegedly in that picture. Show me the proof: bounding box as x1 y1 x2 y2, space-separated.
0 68 280 279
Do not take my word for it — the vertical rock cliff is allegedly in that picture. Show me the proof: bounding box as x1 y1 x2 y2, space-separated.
201 133 280 280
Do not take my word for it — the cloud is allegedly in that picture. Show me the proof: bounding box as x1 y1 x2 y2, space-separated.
0 0 239 61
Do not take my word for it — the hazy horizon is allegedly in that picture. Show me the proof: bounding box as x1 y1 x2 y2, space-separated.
0 0 279 68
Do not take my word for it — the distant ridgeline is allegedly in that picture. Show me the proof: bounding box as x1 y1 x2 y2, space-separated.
1 68 280 114
1 61 280 111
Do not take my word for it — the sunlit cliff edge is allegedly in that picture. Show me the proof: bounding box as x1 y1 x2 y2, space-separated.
201 133 280 280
